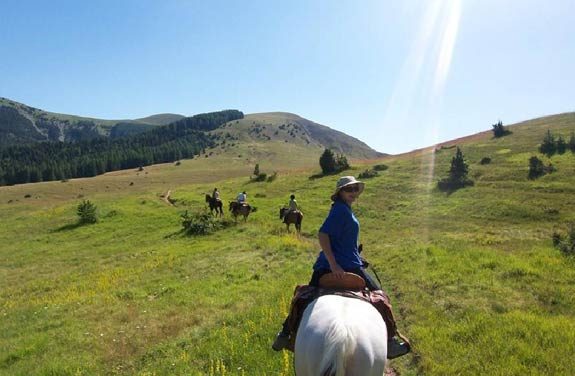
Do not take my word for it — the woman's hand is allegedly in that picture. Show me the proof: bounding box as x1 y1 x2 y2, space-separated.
330 263 346 279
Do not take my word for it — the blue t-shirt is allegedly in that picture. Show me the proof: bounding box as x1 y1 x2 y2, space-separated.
313 199 362 271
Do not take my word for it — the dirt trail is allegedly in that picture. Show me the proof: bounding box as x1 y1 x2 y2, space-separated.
161 190 174 206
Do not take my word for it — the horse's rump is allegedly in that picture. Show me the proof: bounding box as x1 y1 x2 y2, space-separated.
295 294 387 376
280 208 303 225
285 285 397 352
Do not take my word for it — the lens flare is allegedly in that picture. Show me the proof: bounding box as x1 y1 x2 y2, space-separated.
381 0 462 239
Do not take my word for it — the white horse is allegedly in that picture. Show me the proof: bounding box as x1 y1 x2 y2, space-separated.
294 294 388 376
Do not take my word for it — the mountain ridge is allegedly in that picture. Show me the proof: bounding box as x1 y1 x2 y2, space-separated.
0 97 184 144
0 97 384 159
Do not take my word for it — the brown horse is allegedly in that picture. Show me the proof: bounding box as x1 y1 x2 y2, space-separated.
280 207 303 233
229 201 252 221
205 194 223 216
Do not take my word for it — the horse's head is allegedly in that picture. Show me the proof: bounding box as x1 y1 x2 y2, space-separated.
229 201 236 211
279 207 287 219
205 194 211 203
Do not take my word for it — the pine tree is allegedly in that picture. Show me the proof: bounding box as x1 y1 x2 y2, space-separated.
438 147 473 191
319 149 337 174
449 147 469 182
539 130 556 156
336 154 350 171
42 165 55 182
77 200 98 224
29 168 41 183
491 120 508 138
557 136 567 154
569 133 575 153
253 163 260 176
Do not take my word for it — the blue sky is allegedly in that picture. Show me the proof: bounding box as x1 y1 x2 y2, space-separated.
1 0 573 154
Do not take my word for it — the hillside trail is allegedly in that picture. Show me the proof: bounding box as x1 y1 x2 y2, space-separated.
161 190 175 206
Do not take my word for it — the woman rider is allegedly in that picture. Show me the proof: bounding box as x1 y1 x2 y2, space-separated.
272 176 410 359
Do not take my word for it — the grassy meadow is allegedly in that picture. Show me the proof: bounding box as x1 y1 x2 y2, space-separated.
1 113 575 375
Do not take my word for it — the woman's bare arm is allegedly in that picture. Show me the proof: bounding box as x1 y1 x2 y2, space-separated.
318 232 345 279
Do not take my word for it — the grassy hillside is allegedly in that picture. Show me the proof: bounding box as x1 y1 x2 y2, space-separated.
1 113 575 375
213 112 384 159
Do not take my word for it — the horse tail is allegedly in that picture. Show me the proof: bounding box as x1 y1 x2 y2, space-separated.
319 319 356 376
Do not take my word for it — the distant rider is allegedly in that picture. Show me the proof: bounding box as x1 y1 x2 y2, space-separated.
284 194 299 223
237 191 247 205
288 194 298 213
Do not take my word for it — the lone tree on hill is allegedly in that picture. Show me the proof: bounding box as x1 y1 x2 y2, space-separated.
491 120 510 138
77 199 97 224
319 148 350 175
319 149 337 174
438 147 474 192
253 163 260 176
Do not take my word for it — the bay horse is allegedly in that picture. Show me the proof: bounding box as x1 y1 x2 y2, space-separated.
205 194 223 216
279 207 303 233
295 294 387 375
229 201 251 221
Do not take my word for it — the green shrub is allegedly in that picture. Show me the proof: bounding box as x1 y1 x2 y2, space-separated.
253 173 267 182
373 164 389 171
77 200 97 224
528 156 555 180
553 224 575 256
480 157 492 165
180 210 232 236
319 148 350 174
358 169 379 179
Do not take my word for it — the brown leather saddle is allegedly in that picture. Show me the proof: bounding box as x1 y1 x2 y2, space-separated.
318 272 366 290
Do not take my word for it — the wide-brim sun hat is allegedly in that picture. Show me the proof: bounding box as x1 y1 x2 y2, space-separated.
333 176 364 197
